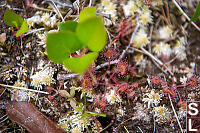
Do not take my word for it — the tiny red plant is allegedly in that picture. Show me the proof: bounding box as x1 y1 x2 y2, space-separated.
186 76 199 89
151 76 163 87
116 82 129 94
104 48 117 60
163 88 176 99
129 65 137 77
117 61 128 76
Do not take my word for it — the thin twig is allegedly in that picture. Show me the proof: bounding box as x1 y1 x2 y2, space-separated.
119 17 140 60
0 88 6 98
140 47 174 76
49 0 64 22
124 126 129 133
88 0 92 7
168 94 183 133
172 0 200 31
137 126 144 133
95 60 119 70
164 0 171 25
160 6 170 25
0 84 49 94
140 47 163 66
43 0 73 8
29 4 66 14
24 28 45 36
57 73 79 80
100 120 114 132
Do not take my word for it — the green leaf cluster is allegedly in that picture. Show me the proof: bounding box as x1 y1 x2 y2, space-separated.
47 7 107 74
4 9 29 37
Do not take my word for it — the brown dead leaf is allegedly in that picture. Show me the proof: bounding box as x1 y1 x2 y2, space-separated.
0 33 6 44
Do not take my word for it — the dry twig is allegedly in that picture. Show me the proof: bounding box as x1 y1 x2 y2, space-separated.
172 0 200 31
168 94 183 133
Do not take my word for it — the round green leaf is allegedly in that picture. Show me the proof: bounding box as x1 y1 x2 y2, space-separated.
79 7 96 23
46 32 82 63
16 20 29 37
76 17 107 52
4 9 23 27
63 52 98 74
58 21 78 32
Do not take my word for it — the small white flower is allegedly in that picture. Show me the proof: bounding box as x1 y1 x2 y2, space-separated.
139 9 153 25
153 43 162 56
142 90 162 108
158 26 173 39
133 29 149 48
104 3 116 12
37 33 46 46
106 89 122 104
101 0 111 6
136 0 143 7
151 0 163 6
117 107 125 116
41 13 52 26
173 40 186 54
122 1 139 17
30 72 42 88
103 2 117 26
153 42 172 57
173 39 186 61
71 127 81 133
153 105 168 121
41 13 50 22
30 66 55 89
180 76 187 84
27 15 41 27
50 15 57 27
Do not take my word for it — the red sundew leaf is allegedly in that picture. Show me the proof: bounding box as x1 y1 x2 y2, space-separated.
187 76 199 88
117 61 128 76
177 100 187 109
6 101 66 133
163 88 176 99
127 89 135 99
151 76 162 86
117 83 129 94
129 66 137 77
103 48 118 60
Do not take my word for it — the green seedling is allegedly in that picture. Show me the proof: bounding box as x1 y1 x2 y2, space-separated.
46 7 107 74
4 9 29 37
58 87 106 132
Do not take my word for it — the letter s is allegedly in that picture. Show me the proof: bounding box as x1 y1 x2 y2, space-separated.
188 103 198 116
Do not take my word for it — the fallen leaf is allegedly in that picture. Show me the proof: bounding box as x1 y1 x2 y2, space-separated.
6 101 66 133
0 33 6 44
